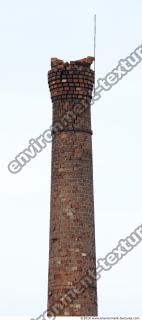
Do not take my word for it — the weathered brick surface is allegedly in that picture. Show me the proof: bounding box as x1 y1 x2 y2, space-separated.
48 57 94 103
47 57 97 316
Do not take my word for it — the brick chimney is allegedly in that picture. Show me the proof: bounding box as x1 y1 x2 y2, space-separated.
47 57 97 316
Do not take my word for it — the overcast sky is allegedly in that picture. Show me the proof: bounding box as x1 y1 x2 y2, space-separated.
0 0 142 318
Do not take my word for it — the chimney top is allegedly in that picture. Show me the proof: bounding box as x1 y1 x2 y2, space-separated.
51 56 94 69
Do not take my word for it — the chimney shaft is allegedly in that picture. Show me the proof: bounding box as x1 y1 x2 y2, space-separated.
47 57 97 316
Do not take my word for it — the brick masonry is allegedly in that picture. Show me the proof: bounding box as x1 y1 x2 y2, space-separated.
47 57 98 316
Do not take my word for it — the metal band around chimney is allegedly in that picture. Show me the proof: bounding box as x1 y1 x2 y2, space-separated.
52 128 93 135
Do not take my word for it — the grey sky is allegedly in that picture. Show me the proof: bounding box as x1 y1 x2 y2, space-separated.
0 0 142 317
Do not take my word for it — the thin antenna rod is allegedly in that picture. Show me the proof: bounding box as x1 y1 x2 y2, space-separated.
94 14 96 97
